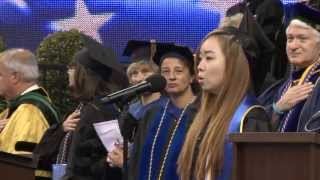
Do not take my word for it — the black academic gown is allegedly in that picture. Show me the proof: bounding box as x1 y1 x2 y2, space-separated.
63 101 122 180
33 123 66 171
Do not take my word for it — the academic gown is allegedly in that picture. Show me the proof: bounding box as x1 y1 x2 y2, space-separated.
216 94 270 180
128 96 167 120
33 122 68 171
293 78 320 132
0 105 50 153
119 96 167 141
188 94 270 180
258 63 320 132
0 87 60 179
63 100 122 180
0 88 59 154
128 97 199 180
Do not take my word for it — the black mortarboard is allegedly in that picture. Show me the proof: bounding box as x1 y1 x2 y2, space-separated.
122 40 157 62
76 34 128 87
153 43 195 75
286 2 320 32
225 2 274 94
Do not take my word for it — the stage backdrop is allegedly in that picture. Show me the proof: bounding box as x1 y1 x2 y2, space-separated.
0 0 297 63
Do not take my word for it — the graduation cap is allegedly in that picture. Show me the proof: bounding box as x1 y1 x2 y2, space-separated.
286 2 320 32
152 43 195 75
225 2 274 94
122 40 157 62
75 34 128 87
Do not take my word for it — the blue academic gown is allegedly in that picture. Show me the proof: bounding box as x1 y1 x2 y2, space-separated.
134 98 199 180
217 94 261 180
259 64 320 132
128 96 167 120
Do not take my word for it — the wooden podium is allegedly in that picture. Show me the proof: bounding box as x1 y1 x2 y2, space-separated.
230 133 320 180
0 151 37 180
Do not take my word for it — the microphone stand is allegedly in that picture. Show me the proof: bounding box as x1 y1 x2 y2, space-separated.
112 94 137 180
123 129 129 180
99 92 140 180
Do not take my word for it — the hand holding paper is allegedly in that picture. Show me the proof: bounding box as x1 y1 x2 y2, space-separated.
93 120 123 152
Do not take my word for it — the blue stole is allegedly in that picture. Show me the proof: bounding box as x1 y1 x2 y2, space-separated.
138 100 193 180
128 100 143 119
129 96 167 120
276 64 320 132
217 94 258 180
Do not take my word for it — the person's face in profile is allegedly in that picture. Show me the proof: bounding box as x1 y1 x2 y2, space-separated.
197 36 226 94
129 64 154 85
286 24 320 68
160 57 193 96
0 62 16 99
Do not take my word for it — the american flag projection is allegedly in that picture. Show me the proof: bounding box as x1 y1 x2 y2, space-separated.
0 0 297 63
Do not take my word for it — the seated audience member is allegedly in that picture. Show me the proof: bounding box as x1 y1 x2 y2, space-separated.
0 48 60 154
258 2 320 132
61 35 128 180
178 27 270 180
129 44 199 180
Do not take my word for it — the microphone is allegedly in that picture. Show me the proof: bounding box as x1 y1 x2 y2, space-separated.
15 141 37 152
101 74 166 104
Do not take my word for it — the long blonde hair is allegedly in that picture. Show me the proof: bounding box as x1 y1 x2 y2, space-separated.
178 28 251 180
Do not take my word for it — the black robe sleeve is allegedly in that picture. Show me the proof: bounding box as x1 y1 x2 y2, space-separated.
64 102 122 180
33 123 66 171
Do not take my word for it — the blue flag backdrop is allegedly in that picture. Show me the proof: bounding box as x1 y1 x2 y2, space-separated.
0 0 297 63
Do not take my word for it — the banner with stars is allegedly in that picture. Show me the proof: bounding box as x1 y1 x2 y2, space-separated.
0 0 297 63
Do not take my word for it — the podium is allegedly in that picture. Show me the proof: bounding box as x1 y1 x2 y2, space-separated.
0 151 37 180
230 133 320 180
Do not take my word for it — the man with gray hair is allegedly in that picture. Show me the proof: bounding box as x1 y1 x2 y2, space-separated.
259 2 320 132
0 48 59 155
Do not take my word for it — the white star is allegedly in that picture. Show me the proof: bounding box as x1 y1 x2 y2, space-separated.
199 0 241 18
50 0 113 42
7 0 28 9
